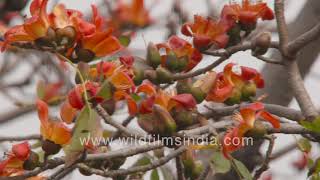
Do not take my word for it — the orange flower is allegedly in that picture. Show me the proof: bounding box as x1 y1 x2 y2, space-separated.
36 99 71 145
156 35 203 72
206 63 264 103
71 5 122 59
181 15 230 50
222 102 280 158
37 81 64 104
221 0 274 26
67 81 102 110
0 142 30 176
110 0 152 28
2 0 49 50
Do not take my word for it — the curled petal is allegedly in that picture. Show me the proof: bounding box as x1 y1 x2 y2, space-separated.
119 56 134 68
68 86 85 110
245 102 264 111
239 108 256 128
206 75 234 102
169 94 197 110
60 101 77 124
50 122 72 145
127 96 138 115
136 82 156 96
12 142 30 161
110 71 134 90
139 96 155 114
258 111 280 129
91 5 103 30
36 99 49 126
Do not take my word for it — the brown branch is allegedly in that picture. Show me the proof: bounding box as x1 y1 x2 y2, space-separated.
270 143 297 160
253 135 276 180
0 134 41 142
77 146 188 178
175 155 185 180
286 61 318 119
274 0 289 55
288 22 320 54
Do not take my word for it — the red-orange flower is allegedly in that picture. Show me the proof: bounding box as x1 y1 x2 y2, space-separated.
221 0 274 26
2 0 49 50
110 0 152 28
181 15 230 50
70 5 122 59
0 142 30 176
222 102 280 158
37 81 64 104
206 63 264 103
156 35 203 72
36 99 71 145
67 81 102 110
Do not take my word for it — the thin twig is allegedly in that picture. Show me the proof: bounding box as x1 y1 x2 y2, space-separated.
176 155 185 180
253 135 276 180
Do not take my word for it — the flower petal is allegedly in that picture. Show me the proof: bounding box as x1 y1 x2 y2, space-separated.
258 111 280 129
12 142 30 161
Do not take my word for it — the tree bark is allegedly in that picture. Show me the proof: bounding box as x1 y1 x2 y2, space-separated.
213 1 320 179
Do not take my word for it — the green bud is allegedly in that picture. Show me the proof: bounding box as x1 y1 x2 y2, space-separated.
191 87 206 103
165 51 179 72
155 66 173 84
224 88 242 105
172 109 195 128
241 82 257 101
176 79 192 94
245 120 267 138
153 105 177 136
147 42 161 69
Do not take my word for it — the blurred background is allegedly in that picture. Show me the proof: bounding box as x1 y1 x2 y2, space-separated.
0 0 319 179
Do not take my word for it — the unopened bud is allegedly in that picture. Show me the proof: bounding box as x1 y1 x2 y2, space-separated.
241 82 257 101
56 26 77 47
77 48 95 63
252 32 271 56
23 151 40 170
153 104 177 136
146 42 161 69
156 66 173 84
224 88 242 105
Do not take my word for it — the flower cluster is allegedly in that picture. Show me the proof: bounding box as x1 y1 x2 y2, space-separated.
182 0 274 50
2 0 121 63
222 102 280 158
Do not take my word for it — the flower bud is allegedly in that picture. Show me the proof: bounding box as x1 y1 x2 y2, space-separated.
176 79 192 94
132 58 153 85
172 109 195 128
41 140 61 156
165 51 179 72
241 82 257 101
138 114 158 135
224 88 242 105
56 26 77 47
153 105 177 136
76 49 95 63
252 32 271 56
245 120 267 138
146 42 161 69
190 87 206 103
155 66 173 84
23 151 40 170
227 24 241 47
